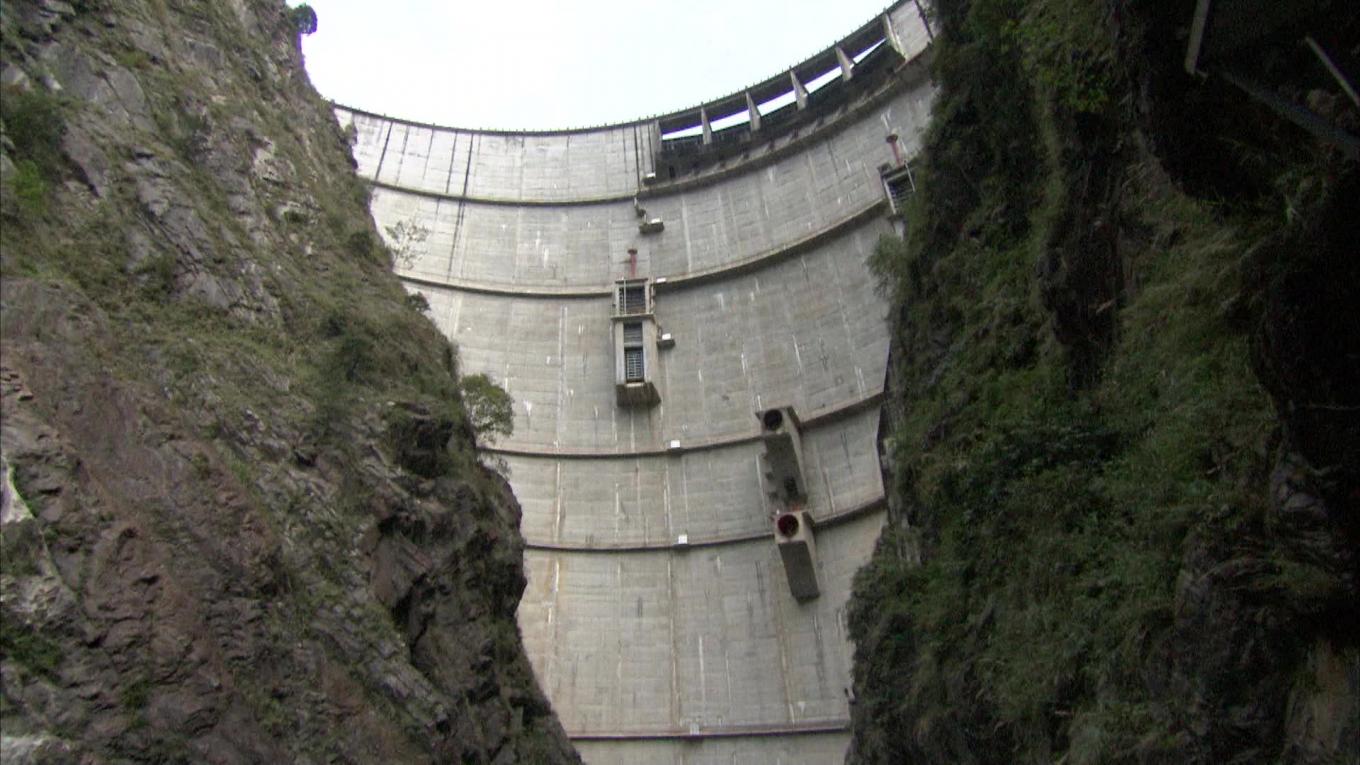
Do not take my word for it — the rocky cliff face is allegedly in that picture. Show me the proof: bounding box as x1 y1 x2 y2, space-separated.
847 0 1357 763
0 1 578 762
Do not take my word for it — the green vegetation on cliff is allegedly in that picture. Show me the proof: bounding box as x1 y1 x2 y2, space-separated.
848 1 1358 762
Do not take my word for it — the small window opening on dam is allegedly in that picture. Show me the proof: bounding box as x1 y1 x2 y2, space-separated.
624 346 644 382
617 283 649 315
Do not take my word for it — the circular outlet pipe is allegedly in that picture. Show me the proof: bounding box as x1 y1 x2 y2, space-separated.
776 513 800 537
762 409 784 431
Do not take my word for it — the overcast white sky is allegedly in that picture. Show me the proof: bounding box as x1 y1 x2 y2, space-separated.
293 0 893 130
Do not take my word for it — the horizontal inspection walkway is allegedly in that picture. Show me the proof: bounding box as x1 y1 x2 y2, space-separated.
352 71 930 208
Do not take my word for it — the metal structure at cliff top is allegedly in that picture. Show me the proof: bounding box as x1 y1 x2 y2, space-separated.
337 4 934 760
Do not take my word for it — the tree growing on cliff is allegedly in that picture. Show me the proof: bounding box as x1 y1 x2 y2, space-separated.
289 4 317 36
459 373 513 445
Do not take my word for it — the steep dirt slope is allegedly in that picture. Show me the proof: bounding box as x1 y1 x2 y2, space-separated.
847 0 1357 763
0 1 578 762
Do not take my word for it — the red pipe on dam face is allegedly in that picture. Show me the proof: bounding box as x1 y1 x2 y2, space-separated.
886 132 903 166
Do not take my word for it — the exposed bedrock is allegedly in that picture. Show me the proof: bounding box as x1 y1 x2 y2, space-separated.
0 1 576 762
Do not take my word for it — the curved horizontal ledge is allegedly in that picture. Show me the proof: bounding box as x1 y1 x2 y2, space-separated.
393 201 888 299
568 718 849 742
654 202 887 293
398 272 607 299
523 496 885 553
337 102 647 137
368 178 632 208
484 389 884 459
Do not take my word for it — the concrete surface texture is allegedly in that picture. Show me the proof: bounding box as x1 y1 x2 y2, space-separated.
344 3 935 761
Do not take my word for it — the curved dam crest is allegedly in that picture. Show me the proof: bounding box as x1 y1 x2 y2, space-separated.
338 4 935 760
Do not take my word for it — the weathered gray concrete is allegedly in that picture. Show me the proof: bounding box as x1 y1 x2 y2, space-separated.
361 83 933 290
519 512 884 735
505 406 883 549
335 4 931 207
406 223 893 453
345 4 934 761
575 732 853 765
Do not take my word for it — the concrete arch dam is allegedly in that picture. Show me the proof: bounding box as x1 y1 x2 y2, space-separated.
338 4 934 760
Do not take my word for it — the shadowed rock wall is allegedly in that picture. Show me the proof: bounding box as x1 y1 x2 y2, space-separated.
0 1 577 762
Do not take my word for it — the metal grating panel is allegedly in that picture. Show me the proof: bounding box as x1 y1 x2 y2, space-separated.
619 285 647 315
883 167 915 216
624 347 644 382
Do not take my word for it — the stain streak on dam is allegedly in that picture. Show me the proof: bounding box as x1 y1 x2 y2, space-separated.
338 5 935 760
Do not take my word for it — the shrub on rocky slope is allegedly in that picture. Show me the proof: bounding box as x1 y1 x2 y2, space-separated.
848 1 1358 762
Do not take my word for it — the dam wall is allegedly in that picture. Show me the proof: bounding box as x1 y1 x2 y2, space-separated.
339 4 934 760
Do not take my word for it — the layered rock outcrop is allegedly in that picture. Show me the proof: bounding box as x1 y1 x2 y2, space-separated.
0 1 577 762
846 1 1358 762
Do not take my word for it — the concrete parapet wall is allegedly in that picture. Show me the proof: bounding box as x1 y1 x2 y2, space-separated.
334 6 932 208
341 114 648 203
369 83 931 289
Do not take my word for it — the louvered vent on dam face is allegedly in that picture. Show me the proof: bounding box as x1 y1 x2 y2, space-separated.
336 3 936 761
